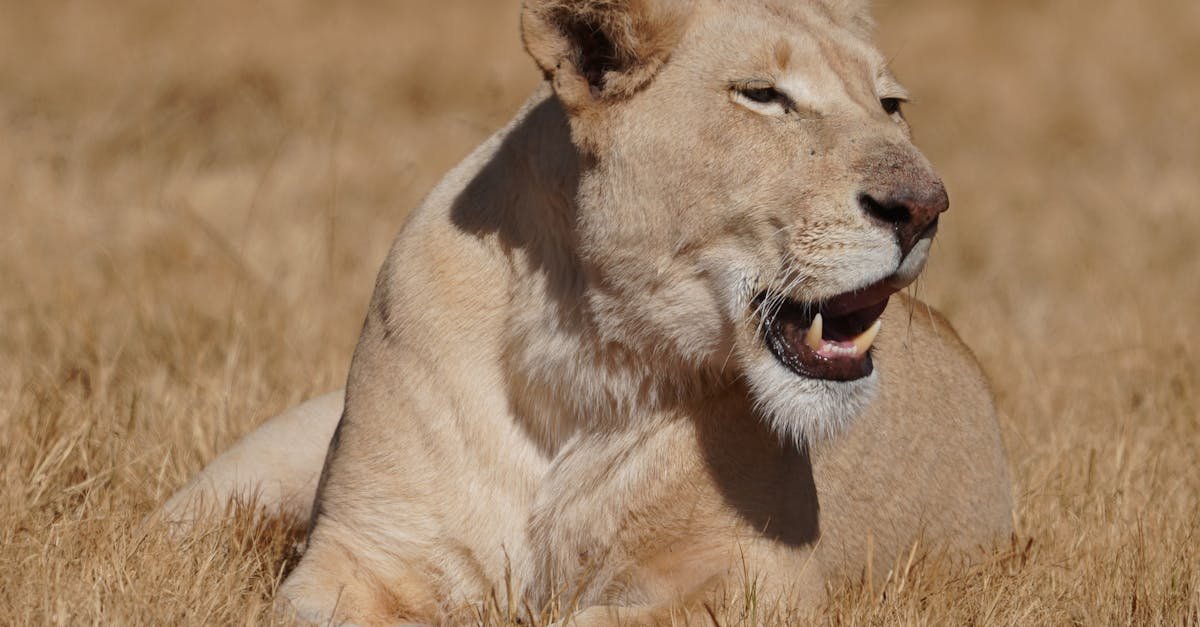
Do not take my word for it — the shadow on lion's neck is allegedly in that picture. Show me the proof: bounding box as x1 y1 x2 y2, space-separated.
446 87 731 444
449 84 587 315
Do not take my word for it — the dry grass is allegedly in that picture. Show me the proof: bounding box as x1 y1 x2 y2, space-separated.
1 0 1197 623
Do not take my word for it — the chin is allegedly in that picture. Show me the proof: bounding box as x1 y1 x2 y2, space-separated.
742 347 879 447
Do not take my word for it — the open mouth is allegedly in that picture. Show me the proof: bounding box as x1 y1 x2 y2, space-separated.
759 279 899 382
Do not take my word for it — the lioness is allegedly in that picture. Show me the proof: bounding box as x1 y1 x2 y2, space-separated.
165 0 1012 623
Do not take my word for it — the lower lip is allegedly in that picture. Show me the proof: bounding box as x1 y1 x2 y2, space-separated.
764 326 875 382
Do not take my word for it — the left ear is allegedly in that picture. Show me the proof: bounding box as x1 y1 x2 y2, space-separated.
521 0 693 114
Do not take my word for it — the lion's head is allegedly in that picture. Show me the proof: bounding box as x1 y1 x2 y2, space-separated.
523 0 948 443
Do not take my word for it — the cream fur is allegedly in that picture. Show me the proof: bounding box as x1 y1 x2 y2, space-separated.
164 0 1012 623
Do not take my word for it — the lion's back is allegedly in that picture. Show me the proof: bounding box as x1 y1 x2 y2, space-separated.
812 294 1013 582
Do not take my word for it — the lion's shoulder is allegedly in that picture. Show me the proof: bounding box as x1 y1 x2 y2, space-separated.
878 292 991 395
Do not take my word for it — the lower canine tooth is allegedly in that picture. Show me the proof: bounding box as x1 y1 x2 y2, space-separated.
851 320 884 356
804 313 824 351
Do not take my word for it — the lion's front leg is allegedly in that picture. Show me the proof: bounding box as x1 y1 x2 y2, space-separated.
276 309 547 624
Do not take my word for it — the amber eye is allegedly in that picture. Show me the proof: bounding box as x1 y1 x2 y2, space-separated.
881 97 904 116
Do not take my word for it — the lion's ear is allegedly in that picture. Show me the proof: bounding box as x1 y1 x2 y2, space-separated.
521 0 692 113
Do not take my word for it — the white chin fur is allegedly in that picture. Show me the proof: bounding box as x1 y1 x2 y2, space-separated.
743 349 878 446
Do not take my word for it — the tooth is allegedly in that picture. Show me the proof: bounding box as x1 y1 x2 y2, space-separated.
805 313 824 351
852 320 883 356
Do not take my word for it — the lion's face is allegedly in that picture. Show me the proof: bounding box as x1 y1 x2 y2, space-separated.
526 0 948 442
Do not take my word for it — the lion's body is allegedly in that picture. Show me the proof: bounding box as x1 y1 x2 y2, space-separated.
165 1 1012 623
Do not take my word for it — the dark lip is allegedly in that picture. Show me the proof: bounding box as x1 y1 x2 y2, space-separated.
758 279 899 382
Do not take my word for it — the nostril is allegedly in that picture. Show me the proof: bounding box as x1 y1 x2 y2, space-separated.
858 193 911 227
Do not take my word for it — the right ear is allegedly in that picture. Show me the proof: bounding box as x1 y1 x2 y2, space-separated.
521 0 692 114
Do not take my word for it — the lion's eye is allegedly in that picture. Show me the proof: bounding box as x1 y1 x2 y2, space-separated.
731 83 795 115
741 87 783 104
881 97 904 116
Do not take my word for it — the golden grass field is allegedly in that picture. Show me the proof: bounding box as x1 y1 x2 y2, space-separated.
1 0 1197 623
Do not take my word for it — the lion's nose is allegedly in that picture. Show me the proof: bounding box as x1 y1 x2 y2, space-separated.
857 181 949 257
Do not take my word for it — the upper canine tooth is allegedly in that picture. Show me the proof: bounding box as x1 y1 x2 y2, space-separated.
804 313 824 351
851 319 883 356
